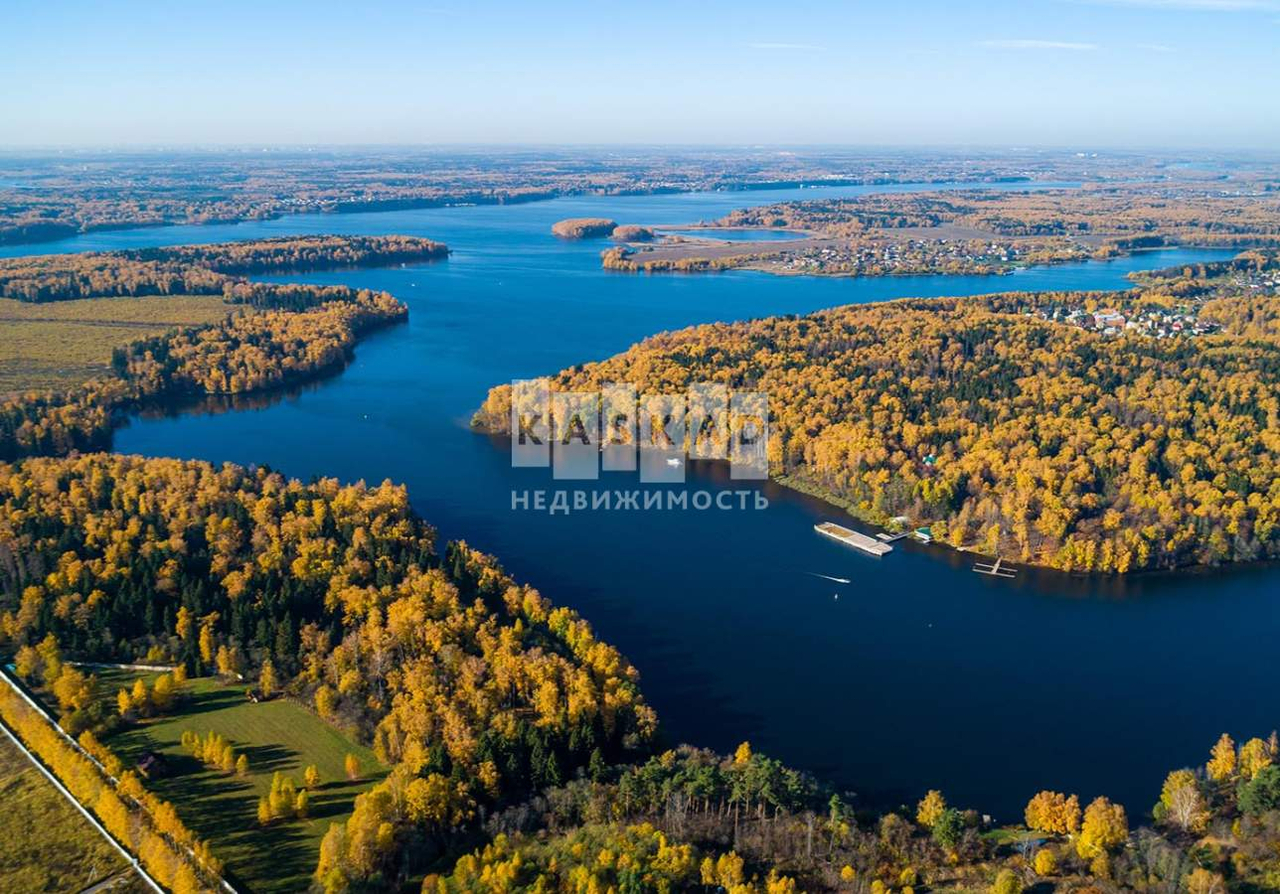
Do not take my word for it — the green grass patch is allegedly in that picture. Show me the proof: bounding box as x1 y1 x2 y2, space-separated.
982 825 1047 845
0 732 134 893
106 676 385 894
93 665 163 695
0 294 236 395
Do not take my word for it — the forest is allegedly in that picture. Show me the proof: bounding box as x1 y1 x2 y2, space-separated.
132 235 448 274
0 147 1173 246
0 452 655 890
426 732 1280 894
0 235 447 303
7 455 1280 893
478 252 1280 573
0 235 447 460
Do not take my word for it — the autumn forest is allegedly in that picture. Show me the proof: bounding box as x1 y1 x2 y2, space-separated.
3 154 1280 894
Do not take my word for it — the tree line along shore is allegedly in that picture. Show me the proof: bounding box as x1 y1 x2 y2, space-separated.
0 235 449 460
596 185 1280 278
475 251 1280 575
3 147 1181 247
2 229 1280 891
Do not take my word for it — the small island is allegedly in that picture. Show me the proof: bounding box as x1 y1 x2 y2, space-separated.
610 224 655 242
551 217 617 239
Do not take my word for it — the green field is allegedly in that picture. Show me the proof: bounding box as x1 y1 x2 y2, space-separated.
0 294 235 395
0 732 139 893
106 676 385 894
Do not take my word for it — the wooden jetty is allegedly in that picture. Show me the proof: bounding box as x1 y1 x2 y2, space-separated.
815 522 892 557
973 557 1017 578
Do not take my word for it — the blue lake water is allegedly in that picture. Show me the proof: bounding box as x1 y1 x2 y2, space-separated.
9 181 1275 821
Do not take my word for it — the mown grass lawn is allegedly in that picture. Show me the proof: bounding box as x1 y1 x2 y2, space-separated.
0 294 235 395
0 733 135 893
106 676 385 894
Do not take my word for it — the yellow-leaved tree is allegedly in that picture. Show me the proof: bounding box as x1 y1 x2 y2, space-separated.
916 790 946 829
1239 737 1274 781
1207 733 1236 782
1076 797 1128 859
1024 791 1081 836
1159 769 1208 833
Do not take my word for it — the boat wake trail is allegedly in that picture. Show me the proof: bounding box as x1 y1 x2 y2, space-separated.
806 572 851 584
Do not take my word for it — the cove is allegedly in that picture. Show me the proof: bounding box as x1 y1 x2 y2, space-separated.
11 182 1274 821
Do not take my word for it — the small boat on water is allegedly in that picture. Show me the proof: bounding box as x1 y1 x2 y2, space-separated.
912 527 934 543
814 521 892 557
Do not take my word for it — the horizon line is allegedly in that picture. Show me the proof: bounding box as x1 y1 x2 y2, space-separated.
1 141 1279 154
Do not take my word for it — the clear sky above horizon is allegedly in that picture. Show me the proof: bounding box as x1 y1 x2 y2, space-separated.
2 0 1278 149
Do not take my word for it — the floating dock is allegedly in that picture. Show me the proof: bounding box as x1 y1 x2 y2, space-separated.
973 557 1017 578
815 522 893 556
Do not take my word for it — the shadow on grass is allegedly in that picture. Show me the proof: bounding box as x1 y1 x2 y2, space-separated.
240 743 294 776
308 784 368 823
102 686 376 894
137 762 326 894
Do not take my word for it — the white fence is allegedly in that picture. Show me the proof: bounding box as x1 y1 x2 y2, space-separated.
0 716 165 894
0 664 240 894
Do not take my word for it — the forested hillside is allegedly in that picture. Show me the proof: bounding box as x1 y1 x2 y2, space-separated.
0 453 655 889
0 235 448 459
477 253 1280 573
0 235 447 303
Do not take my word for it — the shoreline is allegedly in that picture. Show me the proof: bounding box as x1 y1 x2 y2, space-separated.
779 467 1280 581
465 418 1266 580
605 239 1226 279
0 175 1059 251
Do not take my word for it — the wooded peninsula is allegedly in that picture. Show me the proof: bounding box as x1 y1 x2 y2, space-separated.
478 251 1280 574
0 235 446 459
4 160 1280 894
603 185 1280 277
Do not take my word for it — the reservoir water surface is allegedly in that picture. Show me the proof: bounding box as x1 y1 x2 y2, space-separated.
8 182 1273 820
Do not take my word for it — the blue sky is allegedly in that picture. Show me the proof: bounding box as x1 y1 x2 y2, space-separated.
1 0 1277 147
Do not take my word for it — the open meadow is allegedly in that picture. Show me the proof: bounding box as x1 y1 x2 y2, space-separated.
0 295 235 395
104 675 384 894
